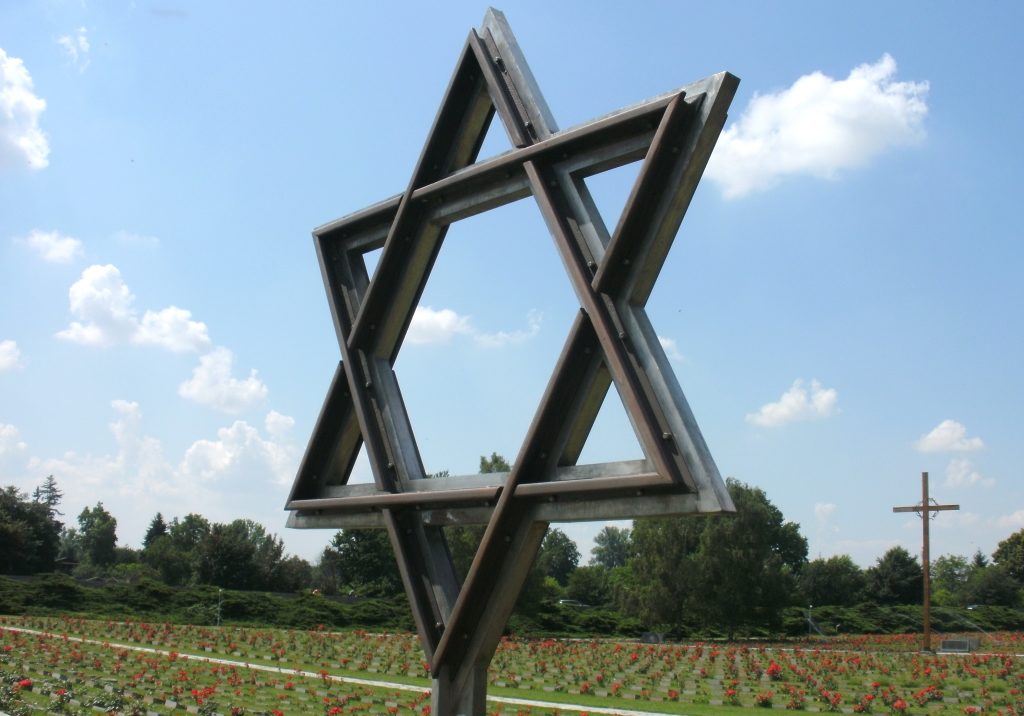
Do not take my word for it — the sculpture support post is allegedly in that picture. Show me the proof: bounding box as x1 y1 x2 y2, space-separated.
433 664 487 716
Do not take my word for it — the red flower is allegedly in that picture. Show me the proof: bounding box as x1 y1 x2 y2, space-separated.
17 678 32 690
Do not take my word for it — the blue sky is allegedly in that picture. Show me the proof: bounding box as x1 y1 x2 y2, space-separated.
1 1 1022 568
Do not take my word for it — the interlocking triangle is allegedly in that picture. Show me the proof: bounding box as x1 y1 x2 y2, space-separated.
285 7 738 711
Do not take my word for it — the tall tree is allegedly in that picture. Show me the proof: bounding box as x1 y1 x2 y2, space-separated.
277 555 314 592
0 485 61 573
866 546 922 604
197 519 285 590
689 480 807 636
962 563 1020 607
479 453 510 473
567 565 611 606
535 528 580 586
623 478 807 637
32 475 64 516
798 555 866 606
993 529 1024 582
143 513 168 548
442 456 508 581
77 502 118 567
591 526 631 569
325 529 402 596
932 554 972 606
169 514 211 551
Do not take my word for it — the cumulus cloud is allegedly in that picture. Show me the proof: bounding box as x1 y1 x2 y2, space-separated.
944 457 994 489
473 310 542 348
915 419 984 452
25 400 299 549
135 306 211 353
407 306 472 345
178 347 268 414
56 264 211 352
57 27 90 72
0 423 28 458
745 379 838 427
17 228 84 262
180 419 295 486
814 502 836 524
933 511 979 529
57 264 138 346
0 48 49 170
707 54 928 198
997 511 1024 530
0 339 22 371
265 410 295 439
407 305 542 348
658 336 683 362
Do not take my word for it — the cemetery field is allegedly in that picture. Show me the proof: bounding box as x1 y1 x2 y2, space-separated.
1 616 1022 716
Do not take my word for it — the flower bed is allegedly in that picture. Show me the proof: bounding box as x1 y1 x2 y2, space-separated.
2 616 1022 715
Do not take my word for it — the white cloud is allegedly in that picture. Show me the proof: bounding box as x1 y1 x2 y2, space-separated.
407 306 472 345
180 419 295 486
178 347 268 414
0 339 22 371
707 54 928 198
658 336 683 362
134 306 211 353
473 310 542 348
407 305 542 348
814 502 836 524
933 511 979 529
745 378 838 427
915 419 984 453
0 47 49 170
24 400 299 551
996 511 1024 530
265 410 295 439
56 264 211 353
17 228 84 262
944 457 994 489
56 264 137 346
57 27 90 72
823 537 901 568
0 423 28 458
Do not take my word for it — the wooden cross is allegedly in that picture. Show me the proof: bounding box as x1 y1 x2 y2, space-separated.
892 471 959 652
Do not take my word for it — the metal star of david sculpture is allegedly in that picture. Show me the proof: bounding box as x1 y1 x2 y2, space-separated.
286 9 737 714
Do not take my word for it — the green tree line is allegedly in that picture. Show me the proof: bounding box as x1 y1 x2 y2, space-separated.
3 466 1023 635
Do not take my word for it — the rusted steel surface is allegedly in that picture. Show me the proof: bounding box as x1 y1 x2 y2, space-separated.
286 8 737 714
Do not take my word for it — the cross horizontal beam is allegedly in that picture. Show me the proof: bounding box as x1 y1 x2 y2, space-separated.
893 504 960 513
